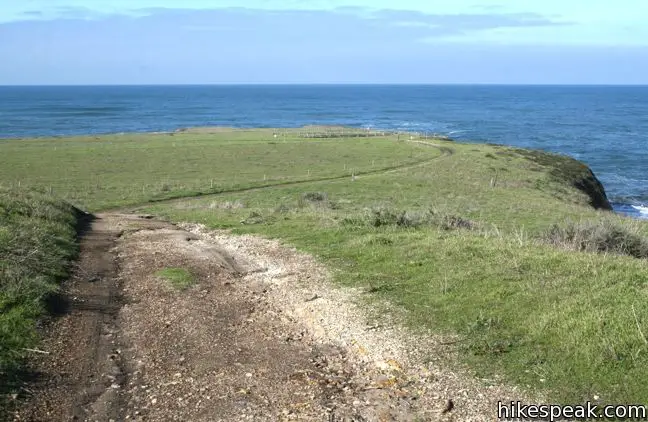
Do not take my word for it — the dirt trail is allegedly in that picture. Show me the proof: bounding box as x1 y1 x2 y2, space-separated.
14 213 527 421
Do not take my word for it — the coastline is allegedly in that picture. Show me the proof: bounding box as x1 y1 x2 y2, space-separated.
2 84 646 214
3 124 643 220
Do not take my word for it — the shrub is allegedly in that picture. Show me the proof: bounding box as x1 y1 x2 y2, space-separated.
240 211 266 225
302 192 328 202
368 207 401 227
543 220 648 259
439 214 475 230
300 192 340 210
349 207 476 230
274 204 292 214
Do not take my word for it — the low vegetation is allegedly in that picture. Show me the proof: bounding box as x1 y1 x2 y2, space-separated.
0 129 440 211
0 188 79 395
346 207 476 230
3 128 648 406
543 220 648 259
155 267 196 290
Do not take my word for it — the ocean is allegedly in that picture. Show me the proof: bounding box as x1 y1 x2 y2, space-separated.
0 85 646 218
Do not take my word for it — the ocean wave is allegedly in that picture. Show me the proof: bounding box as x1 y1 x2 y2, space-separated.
631 205 648 216
354 118 465 136
612 202 648 220
370 122 463 136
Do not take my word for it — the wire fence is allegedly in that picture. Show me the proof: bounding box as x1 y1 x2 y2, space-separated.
172 126 454 141
290 128 452 140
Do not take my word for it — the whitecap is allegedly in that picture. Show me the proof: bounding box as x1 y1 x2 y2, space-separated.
631 205 648 216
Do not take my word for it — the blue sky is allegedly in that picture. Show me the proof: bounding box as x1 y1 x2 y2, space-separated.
1 0 647 84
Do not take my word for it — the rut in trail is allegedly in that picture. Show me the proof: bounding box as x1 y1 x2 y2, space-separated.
14 213 528 422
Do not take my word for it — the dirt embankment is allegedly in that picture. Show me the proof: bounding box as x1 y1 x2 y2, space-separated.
13 214 529 421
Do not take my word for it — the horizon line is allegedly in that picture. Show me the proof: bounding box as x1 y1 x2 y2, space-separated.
2 83 648 87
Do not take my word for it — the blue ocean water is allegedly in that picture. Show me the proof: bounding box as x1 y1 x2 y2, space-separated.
1 85 647 218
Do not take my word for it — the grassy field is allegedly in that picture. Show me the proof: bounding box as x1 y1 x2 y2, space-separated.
2 128 648 406
0 188 80 396
0 128 440 211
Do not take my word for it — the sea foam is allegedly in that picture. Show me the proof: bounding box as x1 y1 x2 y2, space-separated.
631 205 648 216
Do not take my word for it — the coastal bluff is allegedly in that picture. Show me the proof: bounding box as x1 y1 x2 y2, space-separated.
502 146 612 211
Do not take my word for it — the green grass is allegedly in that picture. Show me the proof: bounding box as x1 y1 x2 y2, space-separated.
0 188 79 401
0 129 440 211
141 138 610 234
129 130 646 404
3 128 648 406
148 197 648 404
155 267 196 290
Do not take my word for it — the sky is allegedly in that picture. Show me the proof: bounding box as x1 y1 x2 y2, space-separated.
0 0 647 84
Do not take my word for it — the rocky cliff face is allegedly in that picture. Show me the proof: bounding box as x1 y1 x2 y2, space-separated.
572 167 612 210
